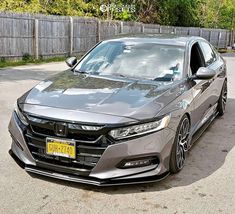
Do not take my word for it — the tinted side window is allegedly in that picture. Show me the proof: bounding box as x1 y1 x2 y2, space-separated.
200 42 216 66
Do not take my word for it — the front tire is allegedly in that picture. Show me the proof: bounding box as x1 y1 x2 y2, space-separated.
218 80 227 116
170 115 190 173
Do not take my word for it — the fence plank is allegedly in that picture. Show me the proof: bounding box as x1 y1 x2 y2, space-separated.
69 17 73 56
34 19 39 59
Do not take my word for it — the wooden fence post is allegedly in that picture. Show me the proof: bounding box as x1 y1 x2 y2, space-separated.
199 29 202 37
69 16 73 56
225 31 228 47
97 19 101 42
141 23 144 33
232 31 235 45
34 19 39 59
217 31 221 48
188 28 190 35
209 30 212 43
120 21 123 34
229 30 232 46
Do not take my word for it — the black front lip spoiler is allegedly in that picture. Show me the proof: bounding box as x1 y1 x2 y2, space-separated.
9 149 169 186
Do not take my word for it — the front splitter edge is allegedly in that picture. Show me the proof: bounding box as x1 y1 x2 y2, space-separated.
10 149 170 186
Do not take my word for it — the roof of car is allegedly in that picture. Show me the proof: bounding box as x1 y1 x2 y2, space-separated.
104 33 203 47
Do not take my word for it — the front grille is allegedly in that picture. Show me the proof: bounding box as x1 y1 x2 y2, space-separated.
24 115 110 172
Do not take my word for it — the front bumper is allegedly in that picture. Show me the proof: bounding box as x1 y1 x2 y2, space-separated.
8 112 174 186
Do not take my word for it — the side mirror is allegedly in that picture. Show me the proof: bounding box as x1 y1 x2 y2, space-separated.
65 57 77 68
195 67 216 79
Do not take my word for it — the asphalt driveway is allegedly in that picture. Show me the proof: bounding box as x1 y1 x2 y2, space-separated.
0 59 234 214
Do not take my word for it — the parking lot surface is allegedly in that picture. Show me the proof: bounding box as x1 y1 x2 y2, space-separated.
0 59 234 214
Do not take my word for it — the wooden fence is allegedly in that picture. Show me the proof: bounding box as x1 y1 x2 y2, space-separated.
0 12 234 60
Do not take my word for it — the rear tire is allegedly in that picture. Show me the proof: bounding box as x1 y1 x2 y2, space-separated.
170 115 190 173
218 80 227 116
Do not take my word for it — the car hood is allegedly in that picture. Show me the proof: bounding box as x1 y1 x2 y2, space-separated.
19 71 181 121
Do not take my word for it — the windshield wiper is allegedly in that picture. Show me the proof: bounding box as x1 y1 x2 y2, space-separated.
74 69 89 74
153 74 174 81
113 73 127 78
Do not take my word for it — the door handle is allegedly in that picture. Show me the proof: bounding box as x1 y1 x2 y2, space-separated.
208 79 214 83
197 81 210 92
203 81 211 86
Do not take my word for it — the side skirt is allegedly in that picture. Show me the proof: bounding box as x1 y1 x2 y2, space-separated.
191 110 218 147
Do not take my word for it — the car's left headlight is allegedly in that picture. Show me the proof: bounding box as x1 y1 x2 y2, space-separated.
109 115 171 140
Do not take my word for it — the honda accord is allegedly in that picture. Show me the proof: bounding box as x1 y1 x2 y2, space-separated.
8 34 227 186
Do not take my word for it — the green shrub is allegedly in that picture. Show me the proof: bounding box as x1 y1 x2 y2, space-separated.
22 53 33 61
0 57 6 63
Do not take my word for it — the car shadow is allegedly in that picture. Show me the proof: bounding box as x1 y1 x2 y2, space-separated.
28 98 235 194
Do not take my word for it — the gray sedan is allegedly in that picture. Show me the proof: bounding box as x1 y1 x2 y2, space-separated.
8 34 227 186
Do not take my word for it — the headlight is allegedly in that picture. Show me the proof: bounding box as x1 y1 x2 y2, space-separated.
109 115 171 140
14 103 28 126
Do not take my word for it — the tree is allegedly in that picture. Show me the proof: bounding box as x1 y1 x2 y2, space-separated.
0 0 234 29
197 0 235 29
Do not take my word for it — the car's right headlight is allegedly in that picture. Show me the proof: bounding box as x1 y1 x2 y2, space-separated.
109 115 171 140
14 103 28 126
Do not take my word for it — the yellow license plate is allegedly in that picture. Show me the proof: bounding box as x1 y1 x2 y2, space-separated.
46 138 76 159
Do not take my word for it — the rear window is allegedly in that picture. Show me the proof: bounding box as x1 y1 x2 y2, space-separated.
200 41 217 66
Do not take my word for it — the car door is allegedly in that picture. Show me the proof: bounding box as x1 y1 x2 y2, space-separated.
199 41 225 105
188 41 217 133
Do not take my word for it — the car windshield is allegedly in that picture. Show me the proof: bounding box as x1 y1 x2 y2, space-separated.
74 41 185 81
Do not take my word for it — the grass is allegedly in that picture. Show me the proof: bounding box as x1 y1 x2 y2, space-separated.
218 48 235 54
0 56 66 68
